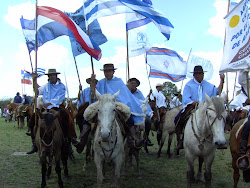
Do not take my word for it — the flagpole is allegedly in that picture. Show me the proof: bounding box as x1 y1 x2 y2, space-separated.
232 72 237 100
126 30 130 81
64 72 69 100
34 0 38 128
144 53 151 90
73 57 85 104
180 48 192 92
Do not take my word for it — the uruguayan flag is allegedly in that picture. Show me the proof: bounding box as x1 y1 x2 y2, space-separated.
84 0 174 40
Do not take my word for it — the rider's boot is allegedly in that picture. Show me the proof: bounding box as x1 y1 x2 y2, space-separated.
75 123 91 154
27 132 37 154
176 122 184 150
237 139 249 170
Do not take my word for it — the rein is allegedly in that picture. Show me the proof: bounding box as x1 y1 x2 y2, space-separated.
98 118 119 160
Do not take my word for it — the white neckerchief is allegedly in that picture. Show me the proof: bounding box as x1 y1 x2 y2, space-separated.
194 78 203 103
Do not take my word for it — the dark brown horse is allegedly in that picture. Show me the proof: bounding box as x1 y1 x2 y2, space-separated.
230 118 250 188
35 110 69 188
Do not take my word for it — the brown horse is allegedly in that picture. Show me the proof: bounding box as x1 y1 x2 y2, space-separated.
35 110 69 188
66 100 78 119
230 118 250 188
8 103 22 128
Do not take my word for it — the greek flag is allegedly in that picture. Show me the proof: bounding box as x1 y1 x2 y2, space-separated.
84 0 174 40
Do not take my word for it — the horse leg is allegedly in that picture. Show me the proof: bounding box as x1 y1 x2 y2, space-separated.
83 138 92 171
20 117 24 129
204 155 215 188
61 151 69 178
46 156 53 179
55 160 64 188
167 132 174 158
133 149 141 179
185 150 195 188
112 153 123 187
232 156 240 188
196 156 203 183
95 154 104 188
41 161 47 188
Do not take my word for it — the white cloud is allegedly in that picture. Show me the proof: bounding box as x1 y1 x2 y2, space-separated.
207 0 228 39
4 0 83 30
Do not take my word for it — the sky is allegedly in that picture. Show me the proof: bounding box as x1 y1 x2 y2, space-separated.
0 0 241 100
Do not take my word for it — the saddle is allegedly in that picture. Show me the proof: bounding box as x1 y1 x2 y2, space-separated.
176 104 195 127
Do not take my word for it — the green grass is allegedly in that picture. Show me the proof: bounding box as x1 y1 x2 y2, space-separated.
0 118 249 188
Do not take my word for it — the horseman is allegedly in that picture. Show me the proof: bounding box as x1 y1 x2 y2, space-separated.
22 94 30 105
127 77 154 146
230 70 250 170
76 77 98 132
150 83 168 135
14 92 22 103
76 64 145 153
75 77 98 153
169 91 182 109
27 68 78 154
175 65 225 150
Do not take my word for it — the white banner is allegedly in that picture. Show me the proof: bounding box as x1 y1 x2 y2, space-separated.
220 0 250 72
186 54 214 81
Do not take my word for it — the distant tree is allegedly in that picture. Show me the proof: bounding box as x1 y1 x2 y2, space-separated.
0 98 12 110
162 82 178 98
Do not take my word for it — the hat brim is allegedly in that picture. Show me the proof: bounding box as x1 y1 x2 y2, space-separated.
190 71 207 73
45 72 60 75
100 68 117 71
86 78 98 84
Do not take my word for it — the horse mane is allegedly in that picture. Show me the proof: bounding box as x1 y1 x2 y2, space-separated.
211 96 225 117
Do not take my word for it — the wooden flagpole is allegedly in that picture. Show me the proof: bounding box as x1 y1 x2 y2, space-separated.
126 30 130 81
34 0 38 128
73 57 85 104
144 53 152 90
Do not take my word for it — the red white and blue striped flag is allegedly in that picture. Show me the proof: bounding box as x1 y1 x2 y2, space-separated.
146 47 187 82
20 6 102 60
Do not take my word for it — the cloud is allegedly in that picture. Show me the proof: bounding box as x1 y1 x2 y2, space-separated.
4 0 83 30
207 0 228 39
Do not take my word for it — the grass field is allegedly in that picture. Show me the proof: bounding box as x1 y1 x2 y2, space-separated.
0 118 249 188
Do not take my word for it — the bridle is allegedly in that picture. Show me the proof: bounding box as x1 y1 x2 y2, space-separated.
191 107 225 151
98 110 118 160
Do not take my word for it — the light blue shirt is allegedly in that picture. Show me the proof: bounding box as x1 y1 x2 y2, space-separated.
38 80 65 109
182 78 218 108
96 77 144 125
78 87 97 108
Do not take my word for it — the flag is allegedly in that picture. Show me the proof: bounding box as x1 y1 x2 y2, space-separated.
20 6 102 60
220 0 250 72
37 68 46 77
84 0 174 40
21 70 32 85
146 47 187 82
186 54 214 81
125 1 152 57
20 17 36 53
64 6 107 57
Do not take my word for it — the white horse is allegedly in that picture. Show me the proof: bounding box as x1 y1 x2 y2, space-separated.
84 90 131 187
184 93 227 188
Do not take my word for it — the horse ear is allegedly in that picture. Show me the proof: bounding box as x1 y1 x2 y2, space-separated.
205 93 212 105
113 90 120 101
95 89 102 100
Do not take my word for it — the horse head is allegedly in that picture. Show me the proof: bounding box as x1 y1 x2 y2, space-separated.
148 97 160 123
201 93 227 147
37 110 59 157
96 90 120 142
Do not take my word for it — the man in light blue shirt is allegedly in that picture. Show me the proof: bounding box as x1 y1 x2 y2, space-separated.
76 64 145 153
27 69 78 154
175 65 225 150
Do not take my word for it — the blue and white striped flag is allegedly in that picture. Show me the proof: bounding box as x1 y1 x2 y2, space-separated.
84 0 174 40
36 68 46 77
